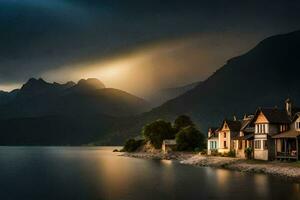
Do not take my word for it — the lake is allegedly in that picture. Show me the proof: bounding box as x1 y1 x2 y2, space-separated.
0 147 299 200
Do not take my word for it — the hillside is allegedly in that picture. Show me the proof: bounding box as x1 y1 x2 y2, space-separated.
0 78 150 145
147 82 200 106
105 30 300 144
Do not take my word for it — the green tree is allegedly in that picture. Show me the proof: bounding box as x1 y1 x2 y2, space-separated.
174 115 195 132
142 120 175 149
122 139 145 152
175 126 205 151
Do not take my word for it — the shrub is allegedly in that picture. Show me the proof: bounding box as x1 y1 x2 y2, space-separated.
122 139 145 152
227 150 236 157
244 147 253 159
210 149 219 156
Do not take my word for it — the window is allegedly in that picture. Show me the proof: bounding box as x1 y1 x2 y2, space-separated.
254 140 261 149
224 132 226 138
210 141 217 149
263 140 268 150
224 141 227 148
256 124 268 134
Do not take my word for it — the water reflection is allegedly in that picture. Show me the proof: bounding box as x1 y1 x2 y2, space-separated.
0 147 299 200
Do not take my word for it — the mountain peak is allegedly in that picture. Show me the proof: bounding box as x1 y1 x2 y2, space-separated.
77 78 105 90
22 78 50 90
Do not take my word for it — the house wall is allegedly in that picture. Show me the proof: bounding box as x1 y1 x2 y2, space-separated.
234 140 246 159
254 134 268 160
269 124 279 135
218 122 230 153
207 138 218 155
268 137 275 160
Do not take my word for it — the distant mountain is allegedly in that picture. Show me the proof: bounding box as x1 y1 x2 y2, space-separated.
0 90 19 105
147 82 201 106
0 78 150 145
104 30 300 144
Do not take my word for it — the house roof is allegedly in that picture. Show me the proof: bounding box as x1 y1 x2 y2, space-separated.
163 140 177 145
253 107 291 124
232 133 254 140
272 130 300 138
221 120 241 131
208 127 219 139
240 115 255 131
292 112 300 122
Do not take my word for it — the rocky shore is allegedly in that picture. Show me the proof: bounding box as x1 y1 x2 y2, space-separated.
122 152 300 181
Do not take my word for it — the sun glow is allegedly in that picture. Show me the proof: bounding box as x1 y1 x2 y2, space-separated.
42 33 256 97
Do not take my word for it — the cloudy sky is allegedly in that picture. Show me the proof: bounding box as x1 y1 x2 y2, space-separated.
1 0 300 97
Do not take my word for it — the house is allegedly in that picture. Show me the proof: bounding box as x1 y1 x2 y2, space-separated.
232 115 255 158
207 128 219 155
218 119 241 154
207 98 300 161
272 112 300 160
251 99 300 160
162 139 177 153
252 107 291 160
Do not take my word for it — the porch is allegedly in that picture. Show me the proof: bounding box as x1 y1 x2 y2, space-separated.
273 130 300 160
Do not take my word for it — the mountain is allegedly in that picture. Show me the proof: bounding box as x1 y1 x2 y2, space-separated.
0 78 150 119
104 30 300 144
0 90 18 105
147 82 201 106
0 78 150 145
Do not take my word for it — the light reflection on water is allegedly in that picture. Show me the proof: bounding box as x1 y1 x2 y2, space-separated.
0 147 299 200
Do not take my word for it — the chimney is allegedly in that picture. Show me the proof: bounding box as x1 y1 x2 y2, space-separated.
233 115 237 121
285 98 292 117
208 128 211 138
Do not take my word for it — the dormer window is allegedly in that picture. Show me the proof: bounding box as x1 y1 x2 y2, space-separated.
256 124 268 134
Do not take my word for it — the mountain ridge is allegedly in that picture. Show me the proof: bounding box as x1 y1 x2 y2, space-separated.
103 30 300 144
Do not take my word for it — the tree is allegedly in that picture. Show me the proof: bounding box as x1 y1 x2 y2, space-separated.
122 139 145 152
174 115 194 132
175 125 205 151
142 120 175 149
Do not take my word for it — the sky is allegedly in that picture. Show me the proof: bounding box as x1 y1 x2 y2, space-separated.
1 0 300 97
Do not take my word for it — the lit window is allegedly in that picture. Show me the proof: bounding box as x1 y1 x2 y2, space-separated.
254 140 261 149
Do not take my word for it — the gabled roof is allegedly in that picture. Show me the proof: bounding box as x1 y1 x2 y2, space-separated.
253 107 291 124
292 112 300 122
220 120 241 131
208 127 219 139
240 115 255 131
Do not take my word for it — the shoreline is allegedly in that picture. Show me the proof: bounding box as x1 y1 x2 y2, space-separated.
121 152 300 182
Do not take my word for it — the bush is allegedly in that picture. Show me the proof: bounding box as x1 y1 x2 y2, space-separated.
175 126 205 151
210 149 219 156
244 147 253 159
122 139 145 152
227 150 236 157
142 120 175 149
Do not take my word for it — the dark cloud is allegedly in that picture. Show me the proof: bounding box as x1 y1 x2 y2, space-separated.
1 0 300 92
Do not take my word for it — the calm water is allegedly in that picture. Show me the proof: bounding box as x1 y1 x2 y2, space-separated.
0 147 299 200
